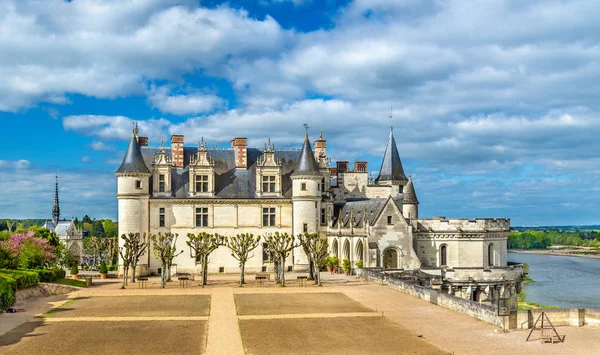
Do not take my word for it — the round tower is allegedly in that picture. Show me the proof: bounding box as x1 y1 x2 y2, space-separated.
115 125 152 269
402 176 419 220
292 126 323 271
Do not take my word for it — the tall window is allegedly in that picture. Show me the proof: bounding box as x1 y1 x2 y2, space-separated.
440 245 447 267
301 182 307 191
195 207 208 227
135 180 142 189
488 243 494 267
159 207 165 227
159 174 165 192
387 216 393 225
262 207 276 227
262 176 275 193
303 223 308 233
321 178 325 192
195 175 209 193
321 208 326 225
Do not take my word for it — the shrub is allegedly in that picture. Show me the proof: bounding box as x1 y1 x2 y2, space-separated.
0 232 57 270
99 261 108 274
355 260 364 268
0 244 18 269
108 265 118 271
342 258 351 272
35 269 66 282
0 273 17 310
0 269 39 289
70 264 79 275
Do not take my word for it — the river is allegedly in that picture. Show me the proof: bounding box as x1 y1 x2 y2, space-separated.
507 252 600 308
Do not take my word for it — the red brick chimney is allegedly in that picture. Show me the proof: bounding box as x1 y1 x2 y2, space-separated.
138 137 148 146
231 138 247 169
354 161 368 172
314 131 326 160
171 135 184 168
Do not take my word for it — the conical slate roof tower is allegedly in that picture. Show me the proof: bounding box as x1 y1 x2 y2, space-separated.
292 130 321 177
116 130 151 174
376 127 408 184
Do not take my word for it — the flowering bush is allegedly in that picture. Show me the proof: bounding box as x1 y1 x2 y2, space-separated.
0 232 57 269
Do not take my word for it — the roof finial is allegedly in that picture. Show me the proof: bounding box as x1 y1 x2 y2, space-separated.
160 138 164 148
389 106 393 132
303 123 309 139
319 130 323 140
268 137 271 150
134 122 139 137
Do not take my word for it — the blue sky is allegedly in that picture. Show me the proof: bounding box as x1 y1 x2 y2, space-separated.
1 0 600 226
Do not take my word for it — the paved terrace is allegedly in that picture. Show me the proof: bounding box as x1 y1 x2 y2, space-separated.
1 273 599 354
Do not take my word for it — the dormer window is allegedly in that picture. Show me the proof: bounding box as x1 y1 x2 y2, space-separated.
262 176 275 193
159 174 165 192
195 175 209 193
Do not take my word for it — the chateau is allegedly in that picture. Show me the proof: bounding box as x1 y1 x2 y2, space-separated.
117 125 523 304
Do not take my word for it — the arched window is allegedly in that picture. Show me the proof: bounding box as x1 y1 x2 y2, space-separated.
440 245 447 267
356 240 364 262
488 243 494 267
331 239 339 257
343 239 351 260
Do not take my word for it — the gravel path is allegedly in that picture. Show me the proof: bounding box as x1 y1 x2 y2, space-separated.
205 288 245 355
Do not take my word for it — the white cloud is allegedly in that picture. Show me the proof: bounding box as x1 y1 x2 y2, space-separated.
0 0 289 112
0 159 31 169
63 115 171 140
90 140 115 151
148 86 227 115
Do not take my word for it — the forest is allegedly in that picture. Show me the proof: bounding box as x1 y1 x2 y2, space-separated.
508 229 600 250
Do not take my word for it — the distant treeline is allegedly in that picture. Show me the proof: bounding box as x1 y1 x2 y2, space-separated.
0 217 118 241
508 230 600 250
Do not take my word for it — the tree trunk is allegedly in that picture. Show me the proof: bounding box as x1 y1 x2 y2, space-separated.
166 261 172 282
281 259 286 287
131 263 137 283
274 260 280 284
160 264 166 288
240 263 245 286
308 259 315 281
121 266 128 288
314 263 321 287
202 256 208 287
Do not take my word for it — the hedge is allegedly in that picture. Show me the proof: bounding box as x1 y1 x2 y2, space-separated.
35 269 66 282
0 269 40 289
0 273 17 310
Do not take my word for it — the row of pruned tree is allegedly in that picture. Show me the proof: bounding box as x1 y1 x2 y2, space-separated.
117 231 329 288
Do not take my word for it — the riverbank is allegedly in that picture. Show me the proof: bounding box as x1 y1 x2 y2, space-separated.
510 246 600 259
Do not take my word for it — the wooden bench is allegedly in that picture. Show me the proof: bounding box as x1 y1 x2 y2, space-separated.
255 275 267 287
297 276 308 287
256 273 271 281
178 276 189 288
137 277 148 289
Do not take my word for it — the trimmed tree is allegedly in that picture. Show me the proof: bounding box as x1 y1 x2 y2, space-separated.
227 233 261 286
128 233 149 283
151 232 184 288
264 232 299 287
118 234 134 288
186 232 227 288
298 233 329 286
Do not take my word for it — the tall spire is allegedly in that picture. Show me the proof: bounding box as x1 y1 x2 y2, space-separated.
292 124 321 177
116 127 151 174
375 127 408 184
52 175 60 224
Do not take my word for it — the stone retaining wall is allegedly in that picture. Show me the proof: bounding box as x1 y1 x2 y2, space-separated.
15 283 78 305
366 269 503 327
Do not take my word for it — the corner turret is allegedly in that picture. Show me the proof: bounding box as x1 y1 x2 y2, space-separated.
402 176 419 219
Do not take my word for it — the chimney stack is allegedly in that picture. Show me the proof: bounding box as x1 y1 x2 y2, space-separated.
171 135 184 168
231 138 247 169
354 161 368 172
138 137 148 146
314 130 326 160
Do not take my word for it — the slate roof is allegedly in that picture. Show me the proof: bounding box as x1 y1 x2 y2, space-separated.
291 135 321 177
376 128 408 184
403 177 419 204
140 146 302 199
116 134 151 174
332 197 403 228
43 220 73 236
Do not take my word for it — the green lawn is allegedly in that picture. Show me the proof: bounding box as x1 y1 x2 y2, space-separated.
51 278 86 287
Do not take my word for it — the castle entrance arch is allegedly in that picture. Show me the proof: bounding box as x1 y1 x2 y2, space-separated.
383 248 398 269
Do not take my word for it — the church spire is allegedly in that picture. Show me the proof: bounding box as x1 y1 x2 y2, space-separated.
375 127 408 185
52 175 60 224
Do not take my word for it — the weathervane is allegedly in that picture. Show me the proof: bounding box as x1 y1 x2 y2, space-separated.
303 123 309 138
389 106 393 131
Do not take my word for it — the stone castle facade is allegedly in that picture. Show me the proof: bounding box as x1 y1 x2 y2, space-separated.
117 125 523 303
